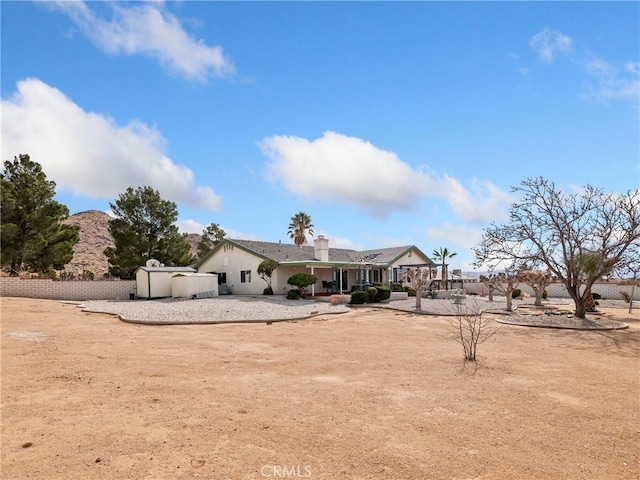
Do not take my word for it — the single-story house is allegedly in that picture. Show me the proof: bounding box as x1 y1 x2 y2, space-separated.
195 236 437 296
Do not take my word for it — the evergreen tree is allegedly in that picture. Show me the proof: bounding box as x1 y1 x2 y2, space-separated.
104 186 194 279
196 222 226 260
1 154 79 275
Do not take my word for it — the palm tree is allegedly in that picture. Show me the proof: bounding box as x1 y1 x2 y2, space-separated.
432 247 457 291
287 212 314 247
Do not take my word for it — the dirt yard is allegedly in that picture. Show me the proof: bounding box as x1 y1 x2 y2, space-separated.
2 297 639 480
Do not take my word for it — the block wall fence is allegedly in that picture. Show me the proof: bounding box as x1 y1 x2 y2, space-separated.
1 278 136 301
0 278 637 302
463 281 639 301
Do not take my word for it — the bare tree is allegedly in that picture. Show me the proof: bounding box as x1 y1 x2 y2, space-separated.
401 267 431 311
479 268 520 312
445 298 500 363
474 177 639 318
615 244 640 314
518 269 554 307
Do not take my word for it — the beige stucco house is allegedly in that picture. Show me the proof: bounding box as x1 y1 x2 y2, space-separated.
195 236 436 296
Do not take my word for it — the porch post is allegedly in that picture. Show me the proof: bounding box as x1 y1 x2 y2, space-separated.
339 268 343 293
310 266 315 296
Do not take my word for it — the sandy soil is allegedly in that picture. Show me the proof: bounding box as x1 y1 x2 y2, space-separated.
2 297 639 480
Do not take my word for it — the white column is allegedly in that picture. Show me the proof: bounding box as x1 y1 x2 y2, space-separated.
311 266 315 296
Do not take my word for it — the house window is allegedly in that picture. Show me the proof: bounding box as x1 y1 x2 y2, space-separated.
218 272 227 285
240 270 251 283
373 269 381 283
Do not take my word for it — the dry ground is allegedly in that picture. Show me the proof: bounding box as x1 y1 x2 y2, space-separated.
1 297 639 480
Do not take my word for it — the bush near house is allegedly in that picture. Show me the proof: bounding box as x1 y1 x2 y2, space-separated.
372 284 391 302
286 289 300 300
286 273 318 298
350 291 368 304
511 289 522 299
350 285 392 304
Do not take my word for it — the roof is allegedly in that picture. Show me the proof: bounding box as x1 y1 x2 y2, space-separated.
195 239 435 268
172 273 217 277
136 266 197 273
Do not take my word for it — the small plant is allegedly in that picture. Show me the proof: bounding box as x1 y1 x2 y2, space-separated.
591 292 602 300
374 285 391 302
287 273 318 298
366 286 378 303
542 289 548 300
511 288 522 299
446 298 500 363
258 259 278 293
286 289 300 300
350 291 368 304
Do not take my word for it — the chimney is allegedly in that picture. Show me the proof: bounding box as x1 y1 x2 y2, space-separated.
314 235 329 262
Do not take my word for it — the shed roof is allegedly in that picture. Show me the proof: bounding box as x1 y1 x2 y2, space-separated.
136 266 197 273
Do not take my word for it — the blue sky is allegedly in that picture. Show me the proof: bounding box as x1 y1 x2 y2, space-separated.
2 1 638 270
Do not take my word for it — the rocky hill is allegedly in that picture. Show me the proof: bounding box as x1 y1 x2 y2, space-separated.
63 210 114 277
62 211 201 278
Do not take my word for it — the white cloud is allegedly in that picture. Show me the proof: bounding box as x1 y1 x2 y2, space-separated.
260 131 514 223
581 57 640 103
426 223 484 252
316 231 367 251
46 1 234 82
1 78 222 211
428 176 515 224
260 131 428 218
176 219 206 234
530 28 573 63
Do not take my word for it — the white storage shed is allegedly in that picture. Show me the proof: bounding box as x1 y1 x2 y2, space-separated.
135 266 196 299
171 273 218 298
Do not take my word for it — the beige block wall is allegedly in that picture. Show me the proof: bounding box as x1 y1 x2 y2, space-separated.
0 278 136 301
464 281 639 301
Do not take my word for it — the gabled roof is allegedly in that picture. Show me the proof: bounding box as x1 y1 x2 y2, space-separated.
195 238 435 268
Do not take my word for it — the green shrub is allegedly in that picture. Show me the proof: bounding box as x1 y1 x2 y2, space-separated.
391 282 404 292
374 285 391 302
542 289 548 300
511 289 522 299
591 292 602 300
350 291 368 304
263 287 274 295
287 273 318 297
404 286 416 297
366 286 378 303
286 289 300 300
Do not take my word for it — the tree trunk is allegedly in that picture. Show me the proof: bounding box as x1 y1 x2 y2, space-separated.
574 297 587 318
506 293 513 312
534 289 543 306
415 289 422 311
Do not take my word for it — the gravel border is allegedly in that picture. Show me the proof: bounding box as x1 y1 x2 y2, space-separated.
79 295 632 329
81 295 349 325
